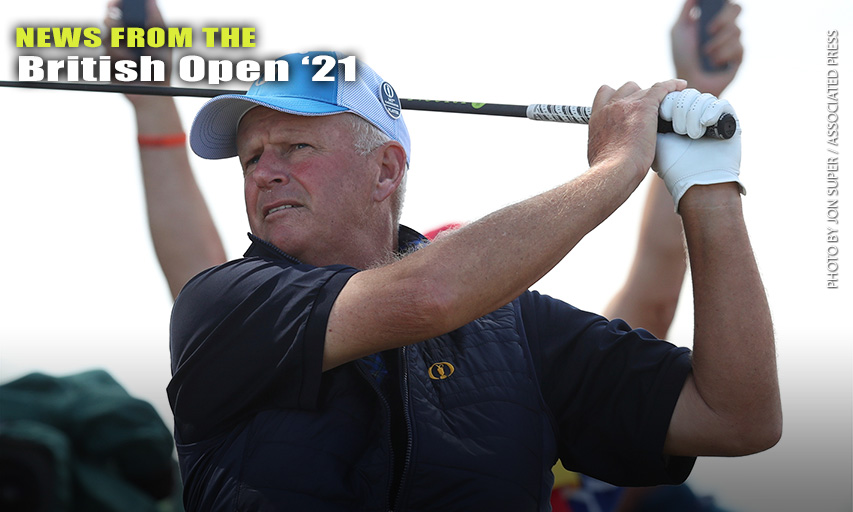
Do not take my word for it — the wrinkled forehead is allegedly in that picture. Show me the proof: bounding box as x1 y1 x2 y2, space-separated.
235 107 354 149
236 105 280 137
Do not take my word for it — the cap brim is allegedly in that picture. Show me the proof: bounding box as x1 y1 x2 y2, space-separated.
189 95 349 160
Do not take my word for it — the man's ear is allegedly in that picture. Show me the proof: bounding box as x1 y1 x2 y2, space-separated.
372 141 407 203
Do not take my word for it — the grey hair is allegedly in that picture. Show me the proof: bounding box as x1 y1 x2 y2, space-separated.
346 114 408 224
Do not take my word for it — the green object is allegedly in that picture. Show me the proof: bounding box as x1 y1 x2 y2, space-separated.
0 369 183 511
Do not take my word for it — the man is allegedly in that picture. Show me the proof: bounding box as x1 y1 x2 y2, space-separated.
167 49 780 511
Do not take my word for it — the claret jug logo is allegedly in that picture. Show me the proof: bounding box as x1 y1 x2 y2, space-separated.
428 362 455 380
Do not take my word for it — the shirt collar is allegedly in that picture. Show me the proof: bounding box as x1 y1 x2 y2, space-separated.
244 225 428 264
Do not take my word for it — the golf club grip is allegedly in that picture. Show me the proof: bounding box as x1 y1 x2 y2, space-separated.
526 104 737 140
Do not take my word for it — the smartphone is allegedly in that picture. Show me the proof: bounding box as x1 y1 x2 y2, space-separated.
122 0 147 28
698 0 727 72
121 0 146 59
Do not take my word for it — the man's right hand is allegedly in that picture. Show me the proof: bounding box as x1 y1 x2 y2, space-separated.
587 79 687 185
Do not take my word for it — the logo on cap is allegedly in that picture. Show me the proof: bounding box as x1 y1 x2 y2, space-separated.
380 81 402 120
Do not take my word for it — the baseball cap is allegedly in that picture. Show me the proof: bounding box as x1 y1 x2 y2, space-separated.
189 51 411 164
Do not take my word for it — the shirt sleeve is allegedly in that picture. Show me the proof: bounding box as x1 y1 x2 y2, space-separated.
517 290 696 487
167 257 358 444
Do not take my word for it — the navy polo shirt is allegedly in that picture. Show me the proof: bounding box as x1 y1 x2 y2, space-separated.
167 229 695 511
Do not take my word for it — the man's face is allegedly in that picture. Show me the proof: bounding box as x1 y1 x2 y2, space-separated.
237 108 379 266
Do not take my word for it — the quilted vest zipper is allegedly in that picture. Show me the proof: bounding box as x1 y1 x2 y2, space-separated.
389 346 414 511
246 234 303 265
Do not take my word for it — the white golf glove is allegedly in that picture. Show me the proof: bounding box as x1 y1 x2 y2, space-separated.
652 88 745 212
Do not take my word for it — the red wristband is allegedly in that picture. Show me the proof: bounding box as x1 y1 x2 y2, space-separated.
137 132 187 147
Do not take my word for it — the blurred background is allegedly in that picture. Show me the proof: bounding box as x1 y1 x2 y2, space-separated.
1 1 850 510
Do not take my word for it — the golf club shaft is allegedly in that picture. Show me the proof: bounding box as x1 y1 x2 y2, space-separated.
0 80 736 139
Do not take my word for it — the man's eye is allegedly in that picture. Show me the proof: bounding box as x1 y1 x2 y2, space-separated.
293 143 310 150
242 155 260 174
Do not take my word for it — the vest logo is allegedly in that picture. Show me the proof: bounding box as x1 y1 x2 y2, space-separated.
428 362 455 380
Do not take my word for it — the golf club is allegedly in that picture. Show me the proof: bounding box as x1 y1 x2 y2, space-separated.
0 80 737 139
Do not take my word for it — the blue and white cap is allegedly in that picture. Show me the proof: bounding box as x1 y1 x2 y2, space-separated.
190 51 411 164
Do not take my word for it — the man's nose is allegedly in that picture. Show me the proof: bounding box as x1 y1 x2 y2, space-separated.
251 152 290 188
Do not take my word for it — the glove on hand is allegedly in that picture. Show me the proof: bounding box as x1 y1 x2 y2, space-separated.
652 88 745 211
